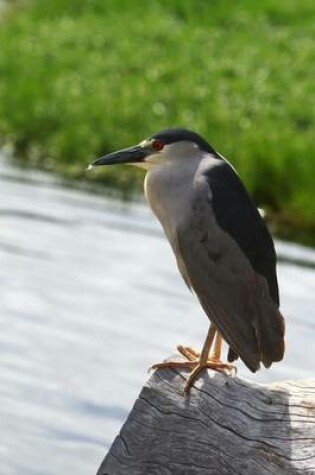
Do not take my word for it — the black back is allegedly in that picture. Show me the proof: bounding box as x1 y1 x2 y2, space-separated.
205 160 280 306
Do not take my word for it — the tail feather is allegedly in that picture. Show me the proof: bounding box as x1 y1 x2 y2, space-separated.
227 280 285 371
249 275 285 369
227 347 239 363
255 299 285 368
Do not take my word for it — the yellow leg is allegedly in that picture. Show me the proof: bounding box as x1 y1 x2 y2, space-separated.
177 326 223 363
150 323 236 393
177 323 216 361
183 327 234 392
200 323 217 360
211 331 223 361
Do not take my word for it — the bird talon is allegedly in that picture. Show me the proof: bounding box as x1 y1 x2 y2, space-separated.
149 352 236 394
177 345 200 361
183 360 235 393
149 360 198 372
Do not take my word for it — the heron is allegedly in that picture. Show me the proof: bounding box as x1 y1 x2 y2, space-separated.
89 128 285 392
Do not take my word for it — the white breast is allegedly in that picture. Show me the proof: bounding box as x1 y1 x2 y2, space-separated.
144 155 201 242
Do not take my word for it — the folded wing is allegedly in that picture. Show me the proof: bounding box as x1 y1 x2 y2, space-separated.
172 158 285 372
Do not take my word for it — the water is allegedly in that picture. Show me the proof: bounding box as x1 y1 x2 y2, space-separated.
0 156 314 475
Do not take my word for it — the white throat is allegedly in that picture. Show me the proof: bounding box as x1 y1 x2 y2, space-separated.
144 147 203 240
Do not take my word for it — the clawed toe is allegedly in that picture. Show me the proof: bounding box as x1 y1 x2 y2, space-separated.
150 353 236 394
177 345 200 361
150 330 236 394
149 360 197 372
183 360 236 393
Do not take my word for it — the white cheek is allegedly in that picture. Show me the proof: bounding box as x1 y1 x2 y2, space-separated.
130 162 152 170
127 154 164 170
145 152 164 165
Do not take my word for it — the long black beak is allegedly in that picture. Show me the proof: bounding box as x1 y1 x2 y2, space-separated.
88 145 149 169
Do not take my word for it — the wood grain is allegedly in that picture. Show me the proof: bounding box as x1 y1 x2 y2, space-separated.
98 361 315 475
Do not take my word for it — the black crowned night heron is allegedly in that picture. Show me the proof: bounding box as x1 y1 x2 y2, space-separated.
89 128 285 392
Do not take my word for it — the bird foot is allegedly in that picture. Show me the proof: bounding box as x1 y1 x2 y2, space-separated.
177 345 200 361
183 360 236 393
150 348 236 394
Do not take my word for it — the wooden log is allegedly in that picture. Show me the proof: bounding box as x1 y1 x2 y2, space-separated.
98 359 315 475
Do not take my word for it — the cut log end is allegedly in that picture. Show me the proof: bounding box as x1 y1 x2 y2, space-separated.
98 359 315 475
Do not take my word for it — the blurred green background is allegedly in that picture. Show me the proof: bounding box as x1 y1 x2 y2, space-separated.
0 0 314 243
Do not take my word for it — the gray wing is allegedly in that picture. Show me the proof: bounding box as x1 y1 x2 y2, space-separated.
206 159 279 306
173 158 284 372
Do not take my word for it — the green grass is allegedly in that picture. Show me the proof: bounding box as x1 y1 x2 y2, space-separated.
0 0 315 243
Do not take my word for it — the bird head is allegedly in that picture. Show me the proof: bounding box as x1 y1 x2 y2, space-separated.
88 128 217 171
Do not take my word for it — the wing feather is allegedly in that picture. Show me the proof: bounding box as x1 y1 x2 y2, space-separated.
172 158 284 372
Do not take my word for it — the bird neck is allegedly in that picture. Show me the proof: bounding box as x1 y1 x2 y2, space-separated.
144 154 201 239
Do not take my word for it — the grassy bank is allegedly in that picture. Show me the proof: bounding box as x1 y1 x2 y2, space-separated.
0 0 315 244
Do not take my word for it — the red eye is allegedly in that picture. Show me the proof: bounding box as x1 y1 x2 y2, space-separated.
152 139 164 152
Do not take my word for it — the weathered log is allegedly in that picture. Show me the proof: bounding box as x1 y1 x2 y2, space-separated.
98 359 315 475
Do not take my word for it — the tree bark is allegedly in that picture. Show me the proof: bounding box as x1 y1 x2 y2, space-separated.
98 362 315 475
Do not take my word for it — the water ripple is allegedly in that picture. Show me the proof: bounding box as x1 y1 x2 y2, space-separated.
0 155 314 475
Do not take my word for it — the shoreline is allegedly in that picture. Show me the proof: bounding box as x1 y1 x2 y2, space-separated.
3 150 315 248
